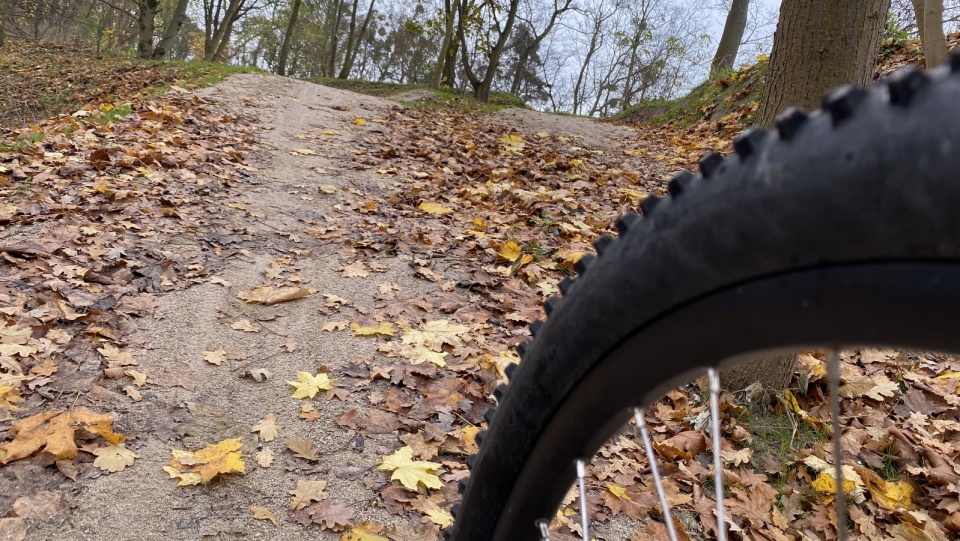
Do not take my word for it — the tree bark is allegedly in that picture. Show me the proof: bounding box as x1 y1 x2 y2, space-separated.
433 0 461 88
721 352 799 392
710 0 750 76
912 0 948 68
756 0 891 128
326 0 346 77
338 0 376 79
204 0 244 62
0 0 8 48
277 0 303 76
476 0 521 102
136 0 160 59
152 0 189 60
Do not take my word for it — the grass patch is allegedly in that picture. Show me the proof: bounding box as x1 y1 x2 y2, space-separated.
92 103 132 124
615 61 768 128
740 401 829 506
311 78 526 115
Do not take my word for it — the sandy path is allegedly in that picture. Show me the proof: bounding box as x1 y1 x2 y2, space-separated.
17 75 653 541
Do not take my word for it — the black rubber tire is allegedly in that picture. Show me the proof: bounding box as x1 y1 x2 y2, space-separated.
450 58 960 541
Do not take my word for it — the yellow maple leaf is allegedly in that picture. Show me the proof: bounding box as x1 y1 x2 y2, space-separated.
418 201 454 215
418 498 453 528
500 133 525 152
350 322 396 337
287 371 333 399
165 438 245 485
378 446 442 491
606 483 631 500
498 241 522 262
341 522 388 541
864 476 914 510
0 408 125 463
400 345 447 367
92 444 138 472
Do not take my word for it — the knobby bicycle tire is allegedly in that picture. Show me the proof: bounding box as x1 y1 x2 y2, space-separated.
450 57 960 541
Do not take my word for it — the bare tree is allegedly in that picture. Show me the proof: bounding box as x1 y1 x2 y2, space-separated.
710 0 750 76
338 0 376 78
457 0 522 102
432 0 461 88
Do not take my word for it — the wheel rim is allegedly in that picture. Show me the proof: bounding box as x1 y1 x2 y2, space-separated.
469 261 960 540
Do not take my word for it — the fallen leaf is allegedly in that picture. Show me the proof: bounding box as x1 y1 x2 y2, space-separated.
310 502 355 531
237 286 311 305
288 371 333 399
256 447 275 468
289 479 328 510
351 322 396 337
165 438 245 486
285 436 319 461
342 522 388 541
0 409 125 463
92 444 138 472
231 319 260 333
251 413 280 442
418 202 453 215
250 506 279 526
378 446 442 491
203 348 227 366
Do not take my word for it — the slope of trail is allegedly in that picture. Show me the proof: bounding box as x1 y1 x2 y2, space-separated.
19 74 658 540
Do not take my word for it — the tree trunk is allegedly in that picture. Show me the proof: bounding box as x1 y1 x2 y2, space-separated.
326 0 345 77
913 0 948 68
336 0 360 78
0 0 8 48
204 0 244 62
277 0 303 76
338 0 375 79
710 0 750 76
136 0 160 59
721 352 799 392
756 0 891 128
152 0 189 60
476 0 521 102
433 0 460 88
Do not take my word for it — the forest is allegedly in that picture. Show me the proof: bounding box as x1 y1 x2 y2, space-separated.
2 0 957 116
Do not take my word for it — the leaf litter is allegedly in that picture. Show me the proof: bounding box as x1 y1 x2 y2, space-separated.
0 55 957 540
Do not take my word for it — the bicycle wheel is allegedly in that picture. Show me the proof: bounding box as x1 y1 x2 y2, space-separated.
449 57 960 541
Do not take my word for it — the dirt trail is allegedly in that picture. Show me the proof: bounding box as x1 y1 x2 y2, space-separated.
18 74 652 540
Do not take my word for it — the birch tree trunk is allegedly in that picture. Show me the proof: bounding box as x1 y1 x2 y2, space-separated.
136 0 160 59
152 0 190 60
912 0 948 68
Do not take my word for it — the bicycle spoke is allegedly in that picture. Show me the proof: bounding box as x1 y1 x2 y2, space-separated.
537 519 550 541
707 368 727 541
827 348 848 541
576 459 590 540
633 408 678 541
